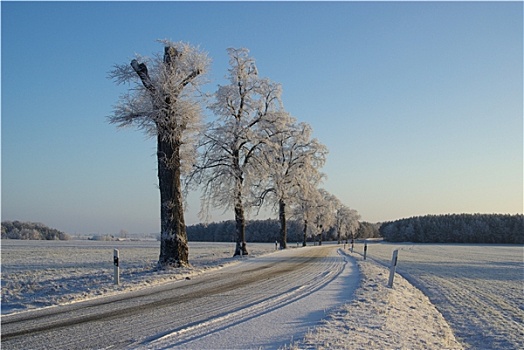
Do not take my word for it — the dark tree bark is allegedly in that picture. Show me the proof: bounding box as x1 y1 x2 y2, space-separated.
302 219 308 247
131 47 194 268
233 177 248 256
279 199 287 249
156 130 189 267
234 195 248 256
232 148 248 257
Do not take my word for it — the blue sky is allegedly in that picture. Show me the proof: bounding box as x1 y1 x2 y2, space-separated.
2 1 522 235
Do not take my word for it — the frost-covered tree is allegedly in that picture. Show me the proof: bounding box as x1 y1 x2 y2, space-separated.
291 171 325 246
255 118 328 249
108 40 210 267
312 189 339 245
355 221 381 239
195 48 283 256
334 205 361 243
1 221 70 240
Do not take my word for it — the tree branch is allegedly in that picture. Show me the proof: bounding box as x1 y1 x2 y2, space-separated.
130 59 156 93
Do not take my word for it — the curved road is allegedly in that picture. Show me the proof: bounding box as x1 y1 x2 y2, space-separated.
1 246 358 349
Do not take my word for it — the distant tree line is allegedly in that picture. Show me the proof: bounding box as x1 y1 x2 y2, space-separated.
379 214 523 244
355 221 382 239
187 219 381 243
187 219 301 243
1 221 71 240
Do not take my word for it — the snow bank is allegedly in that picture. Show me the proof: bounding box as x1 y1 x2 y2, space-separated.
351 242 524 350
288 253 462 350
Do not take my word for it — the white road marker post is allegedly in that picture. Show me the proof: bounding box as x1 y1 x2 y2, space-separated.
387 249 399 288
113 249 120 285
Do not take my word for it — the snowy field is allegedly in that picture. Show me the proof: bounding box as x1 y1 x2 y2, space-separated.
347 242 524 350
1 239 521 349
1 240 277 315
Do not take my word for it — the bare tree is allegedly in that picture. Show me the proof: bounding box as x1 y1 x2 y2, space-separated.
195 48 283 256
255 118 328 249
108 40 209 267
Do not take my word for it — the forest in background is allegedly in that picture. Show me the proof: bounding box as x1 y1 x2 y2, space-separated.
1 221 71 240
187 219 380 243
3 214 521 244
379 214 523 244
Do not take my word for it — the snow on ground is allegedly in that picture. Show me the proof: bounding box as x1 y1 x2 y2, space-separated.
348 242 524 350
2 239 519 349
145 246 361 350
289 252 462 350
1 240 277 315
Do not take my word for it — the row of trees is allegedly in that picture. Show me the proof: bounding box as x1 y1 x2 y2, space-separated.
187 219 304 243
379 214 523 244
109 41 359 267
187 217 377 244
1 221 71 240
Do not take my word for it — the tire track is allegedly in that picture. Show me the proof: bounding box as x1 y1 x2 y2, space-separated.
142 248 346 348
1 246 342 350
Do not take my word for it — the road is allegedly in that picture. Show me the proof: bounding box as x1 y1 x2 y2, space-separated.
1 245 358 349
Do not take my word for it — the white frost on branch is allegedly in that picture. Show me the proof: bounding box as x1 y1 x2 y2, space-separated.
108 40 210 176
195 48 284 222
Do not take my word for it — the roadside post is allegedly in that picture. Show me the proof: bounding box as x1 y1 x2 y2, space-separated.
363 242 368 260
387 249 399 288
113 249 120 285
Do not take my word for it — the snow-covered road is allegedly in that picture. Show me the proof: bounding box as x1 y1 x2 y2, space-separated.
1 246 359 349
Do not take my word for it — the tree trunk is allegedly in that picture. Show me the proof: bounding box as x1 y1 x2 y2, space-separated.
232 146 248 257
279 199 287 249
233 180 248 256
302 219 308 247
131 47 191 268
157 131 189 267
234 196 248 256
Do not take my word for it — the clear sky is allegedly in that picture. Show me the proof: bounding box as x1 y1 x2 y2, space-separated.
2 1 522 235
